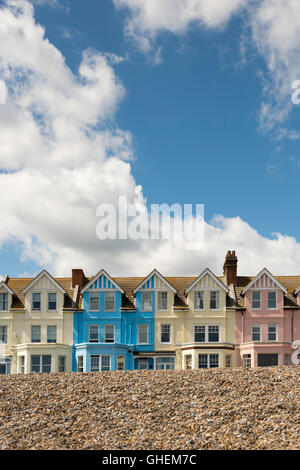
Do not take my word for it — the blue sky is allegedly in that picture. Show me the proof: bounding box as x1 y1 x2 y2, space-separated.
1 0 300 277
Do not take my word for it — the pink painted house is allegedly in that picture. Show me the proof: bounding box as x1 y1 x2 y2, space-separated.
229 257 300 367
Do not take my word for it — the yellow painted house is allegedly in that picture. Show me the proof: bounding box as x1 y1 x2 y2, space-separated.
154 256 237 370
0 270 79 374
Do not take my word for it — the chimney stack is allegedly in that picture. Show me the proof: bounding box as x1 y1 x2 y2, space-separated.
223 251 238 286
72 269 86 288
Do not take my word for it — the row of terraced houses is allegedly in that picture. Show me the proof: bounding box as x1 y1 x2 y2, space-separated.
0 251 300 374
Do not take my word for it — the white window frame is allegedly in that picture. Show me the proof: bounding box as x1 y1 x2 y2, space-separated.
47 325 57 343
225 355 232 368
19 356 25 374
31 325 41 343
32 292 41 311
89 292 100 312
160 324 171 344
210 291 220 310
0 326 8 344
268 291 277 310
117 355 125 370
198 353 219 369
194 291 204 310
184 354 192 370
268 323 277 342
138 324 149 344
104 324 115 343
104 292 115 312
251 324 261 342
58 355 66 372
243 354 251 367
89 324 99 343
194 325 219 343
158 291 168 311
252 291 261 310
77 355 84 372
48 292 57 311
90 355 111 372
31 355 51 373
142 292 152 312
0 293 8 311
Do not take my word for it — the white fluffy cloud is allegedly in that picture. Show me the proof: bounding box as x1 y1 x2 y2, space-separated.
249 0 300 132
1 0 300 279
114 0 246 56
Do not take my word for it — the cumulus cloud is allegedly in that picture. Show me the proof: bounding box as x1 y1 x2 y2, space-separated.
249 0 300 132
113 0 246 57
1 0 300 279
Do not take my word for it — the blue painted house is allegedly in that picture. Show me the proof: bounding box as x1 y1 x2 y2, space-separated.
72 269 156 371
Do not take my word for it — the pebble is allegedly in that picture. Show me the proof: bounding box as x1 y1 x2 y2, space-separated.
0 367 299 450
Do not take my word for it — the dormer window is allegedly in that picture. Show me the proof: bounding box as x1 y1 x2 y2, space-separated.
158 292 168 310
194 291 204 310
252 291 261 309
32 293 41 310
268 291 277 309
48 293 57 311
142 292 152 311
0 293 8 311
210 291 219 310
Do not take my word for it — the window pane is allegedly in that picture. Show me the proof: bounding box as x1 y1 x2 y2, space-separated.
89 293 100 311
89 325 99 343
31 355 41 373
77 356 84 372
194 291 204 310
58 356 66 372
104 292 115 311
210 291 219 309
268 324 277 341
0 326 7 344
252 291 261 309
48 293 57 310
101 355 111 372
161 324 170 343
198 354 208 368
0 293 8 311
194 325 205 342
243 354 251 367
268 292 277 309
225 355 232 368
31 326 41 343
42 355 51 373
252 325 261 342
104 325 115 343
117 356 125 370
138 324 148 344
209 354 219 368
47 325 57 343
142 292 152 311
185 355 192 369
90 355 100 372
158 292 168 310
138 358 148 370
208 325 219 342
32 293 41 310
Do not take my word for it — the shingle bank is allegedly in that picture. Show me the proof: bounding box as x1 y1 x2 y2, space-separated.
0 367 299 450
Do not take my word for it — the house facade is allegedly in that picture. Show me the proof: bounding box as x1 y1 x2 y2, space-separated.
1 251 300 374
0 270 77 374
235 268 300 367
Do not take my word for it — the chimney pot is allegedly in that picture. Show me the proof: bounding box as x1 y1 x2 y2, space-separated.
223 251 238 286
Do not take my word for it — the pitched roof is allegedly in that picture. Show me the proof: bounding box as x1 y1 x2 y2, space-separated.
81 269 124 294
132 269 177 294
185 268 229 294
235 275 300 309
6 277 78 310
241 268 287 295
22 270 67 294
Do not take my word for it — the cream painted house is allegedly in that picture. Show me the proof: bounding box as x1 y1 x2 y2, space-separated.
0 270 79 374
153 258 237 370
